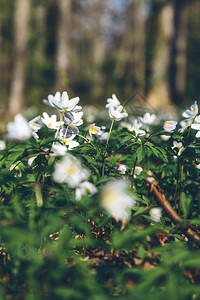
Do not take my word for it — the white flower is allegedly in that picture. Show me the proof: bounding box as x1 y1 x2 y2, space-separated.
99 131 109 141
108 105 128 121
64 111 83 134
127 120 145 136
101 180 136 221
28 116 42 139
163 121 177 132
161 135 170 141
28 116 42 132
51 143 67 156
43 91 61 108
179 119 192 133
9 164 22 177
53 155 89 187
172 141 184 156
106 94 121 109
0 140 6 151
59 129 79 150
134 166 143 178
149 207 162 222
191 115 200 138
7 114 32 141
63 139 79 150
41 112 63 130
89 123 102 136
75 181 97 200
191 124 200 138
53 91 80 113
182 101 198 119
28 156 37 168
117 164 128 174
139 112 156 125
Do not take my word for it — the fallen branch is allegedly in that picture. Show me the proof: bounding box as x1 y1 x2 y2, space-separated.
145 177 200 247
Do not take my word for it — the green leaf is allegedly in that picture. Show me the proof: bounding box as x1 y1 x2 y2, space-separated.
136 146 146 164
180 192 192 218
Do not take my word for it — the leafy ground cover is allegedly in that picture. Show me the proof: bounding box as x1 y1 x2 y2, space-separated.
0 93 200 300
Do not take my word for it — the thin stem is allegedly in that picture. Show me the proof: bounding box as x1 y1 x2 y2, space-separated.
187 118 195 137
54 112 63 141
174 156 180 211
178 162 184 214
131 157 138 188
102 118 115 176
106 118 115 145
102 156 105 177
76 134 90 143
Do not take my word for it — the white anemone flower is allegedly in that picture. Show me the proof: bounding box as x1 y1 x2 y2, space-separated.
59 129 79 150
101 180 136 221
182 101 198 119
29 116 42 132
0 140 6 151
161 135 171 141
149 207 162 222
29 116 42 139
64 111 83 134
191 115 200 138
117 164 128 174
75 181 97 201
127 120 145 136
172 141 184 156
89 123 102 137
179 119 192 133
139 112 156 125
163 121 177 132
53 91 80 113
109 105 128 121
41 112 63 130
99 131 109 141
9 164 22 177
53 155 89 187
134 166 143 178
63 138 79 150
28 156 37 167
7 114 32 141
43 91 61 107
106 94 121 109
51 143 67 156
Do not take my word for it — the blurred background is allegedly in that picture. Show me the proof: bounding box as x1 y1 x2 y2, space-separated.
0 0 200 117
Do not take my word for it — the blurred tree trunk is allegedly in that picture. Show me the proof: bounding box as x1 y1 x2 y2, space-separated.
92 0 106 100
114 0 145 91
55 0 72 91
147 1 174 108
8 0 31 115
170 0 188 104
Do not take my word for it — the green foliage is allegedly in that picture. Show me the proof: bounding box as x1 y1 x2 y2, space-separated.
0 99 200 300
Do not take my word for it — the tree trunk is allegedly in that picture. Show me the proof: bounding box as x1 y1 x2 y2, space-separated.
55 0 72 91
8 0 31 115
114 0 146 91
147 2 174 108
170 0 188 104
92 0 106 100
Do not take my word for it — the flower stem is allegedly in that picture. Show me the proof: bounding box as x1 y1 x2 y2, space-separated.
54 112 63 140
131 157 138 188
106 118 115 145
174 156 180 211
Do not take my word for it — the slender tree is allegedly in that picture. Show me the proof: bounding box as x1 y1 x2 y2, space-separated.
114 0 146 91
147 1 174 108
55 0 72 91
8 0 31 115
170 0 188 104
